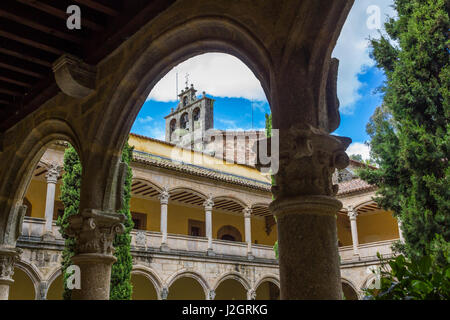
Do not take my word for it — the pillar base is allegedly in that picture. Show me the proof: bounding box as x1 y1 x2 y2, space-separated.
42 232 55 241
247 253 254 261
70 253 117 300
206 249 215 256
270 195 343 300
160 244 170 252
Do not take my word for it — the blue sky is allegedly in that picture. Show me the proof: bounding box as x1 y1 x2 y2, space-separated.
131 1 394 160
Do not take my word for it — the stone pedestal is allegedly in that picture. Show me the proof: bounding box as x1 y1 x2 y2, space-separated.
67 209 125 300
0 247 21 300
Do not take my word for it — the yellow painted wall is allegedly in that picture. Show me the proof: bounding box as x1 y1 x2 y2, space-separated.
215 279 247 300
47 275 63 300
168 278 205 300
24 179 46 219
131 274 158 300
9 268 35 300
129 135 271 183
357 210 400 244
130 197 161 231
337 215 353 247
251 217 277 246
167 203 205 235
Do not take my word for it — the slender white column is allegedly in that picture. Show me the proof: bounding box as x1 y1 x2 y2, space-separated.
243 207 253 259
347 206 359 256
397 218 405 242
203 196 214 255
159 188 170 251
43 163 61 238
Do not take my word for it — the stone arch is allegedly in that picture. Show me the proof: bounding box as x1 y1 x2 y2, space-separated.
168 187 208 201
0 118 81 247
46 268 63 300
213 272 251 292
93 16 273 174
165 269 209 300
131 177 164 193
14 260 43 299
213 272 251 300
180 112 189 130
253 274 280 291
212 195 248 211
254 275 280 300
217 225 242 242
341 278 359 300
131 265 163 300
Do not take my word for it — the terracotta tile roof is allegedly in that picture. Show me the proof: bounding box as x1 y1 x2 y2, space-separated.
132 150 272 192
337 178 376 196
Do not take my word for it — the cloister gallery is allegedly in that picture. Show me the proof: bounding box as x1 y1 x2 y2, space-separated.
0 0 402 300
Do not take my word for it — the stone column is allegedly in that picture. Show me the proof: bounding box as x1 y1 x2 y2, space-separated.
67 209 125 300
397 218 405 243
43 163 61 239
347 206 359 256
263 125 351 300
161 287 169 300
37 282 48 300
203 196 214 256
0 247 21 300
159 188 170 252
247 289 256 300
243 207 253 259
207 290 216 300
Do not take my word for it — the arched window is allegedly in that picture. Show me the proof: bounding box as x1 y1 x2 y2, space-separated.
183 96 188 107
217 225 242 242
180 113 189 129
170 119 176 135
193 108 200 121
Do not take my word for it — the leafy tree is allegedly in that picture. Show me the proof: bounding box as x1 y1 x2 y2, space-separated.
110 142 134 300
349 154 364 162
57 142 134 300
57 145 81 300
364 235 450 300
359 0 450 261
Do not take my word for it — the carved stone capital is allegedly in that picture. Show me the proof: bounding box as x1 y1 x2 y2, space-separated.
268 125 351 201
159 188 170 205
243 207 252 218
45 162 62 184
247 289 256 300
208 290 216 300
347 206 358 220
203 195 214 211
67 209 125 255
52 54 96 98
0 247 21 283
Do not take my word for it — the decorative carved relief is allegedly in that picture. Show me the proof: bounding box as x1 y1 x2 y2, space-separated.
0 248 21 281
159 188 170 205
67 209 125 255
257 124 351 200
52 54 96 98
45 163 62 184
203 195 214 210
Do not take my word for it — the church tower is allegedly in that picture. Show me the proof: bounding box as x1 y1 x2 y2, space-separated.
164 83 214 151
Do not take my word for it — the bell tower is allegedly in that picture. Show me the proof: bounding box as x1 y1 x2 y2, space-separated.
164 83 214 151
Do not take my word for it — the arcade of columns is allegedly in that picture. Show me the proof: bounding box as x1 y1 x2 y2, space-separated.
0 0 356 300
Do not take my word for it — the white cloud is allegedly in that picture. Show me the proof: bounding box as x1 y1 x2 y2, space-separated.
347 142 371 161
333 0 395 114
141 125 165 141
137 116 153 124
147 53 267 102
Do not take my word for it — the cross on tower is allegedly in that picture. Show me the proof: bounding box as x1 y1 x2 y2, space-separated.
185 73 189 88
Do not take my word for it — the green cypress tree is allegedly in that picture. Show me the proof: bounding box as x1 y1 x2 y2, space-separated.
110 142 134 300
359 0 449 261
57 141 134 300
57 145 81 300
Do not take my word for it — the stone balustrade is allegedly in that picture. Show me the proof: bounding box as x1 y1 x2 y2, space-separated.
339 239 397 262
